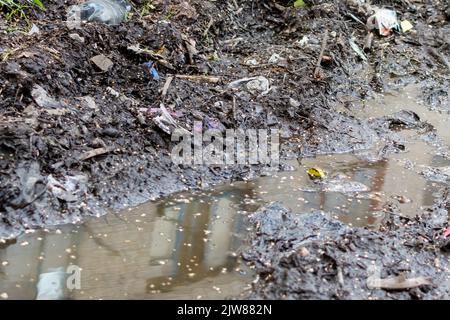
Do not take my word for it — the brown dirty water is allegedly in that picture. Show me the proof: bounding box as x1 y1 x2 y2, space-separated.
357 83 450 149
1 85 450 299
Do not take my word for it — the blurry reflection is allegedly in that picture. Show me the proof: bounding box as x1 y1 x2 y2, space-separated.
0 185 254 300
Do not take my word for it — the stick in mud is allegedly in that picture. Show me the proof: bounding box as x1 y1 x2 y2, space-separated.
364 32 374 53
175 74 221 83
161 76 174 98
314 30 329 79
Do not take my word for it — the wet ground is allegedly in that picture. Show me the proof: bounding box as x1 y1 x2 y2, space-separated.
2 85 450 299
1 0 450 239
0 187 253 299
1 0 450 300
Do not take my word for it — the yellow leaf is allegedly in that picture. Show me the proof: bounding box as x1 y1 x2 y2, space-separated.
307 167 326 180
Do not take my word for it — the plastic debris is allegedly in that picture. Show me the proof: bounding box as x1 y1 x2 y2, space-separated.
363 32 374 53
143 61 160 80
268 53 281 64
205 117 226 131
349 38 368 61
307 167 326 180
152 104 189 135
444 226 450 238
400 20 413 33
367 273 431 290
297 35 309 47
245 58 258 66
36 268 67 300
67 0 131 26
366 9 400 36
228 76 270 95
128 44 175 70
28 24 40 36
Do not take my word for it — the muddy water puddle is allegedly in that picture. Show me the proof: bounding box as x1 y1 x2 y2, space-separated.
1 85 450 299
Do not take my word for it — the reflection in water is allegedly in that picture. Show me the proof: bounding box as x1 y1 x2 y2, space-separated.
0 186 255 300
1 84 449 299
1 148 446 299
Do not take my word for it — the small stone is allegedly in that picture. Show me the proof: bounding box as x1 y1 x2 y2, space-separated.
289 98 301 108
299 247 310 257
79 96 98 110
31 85 61 109
69 33 85 43
90 54 113 72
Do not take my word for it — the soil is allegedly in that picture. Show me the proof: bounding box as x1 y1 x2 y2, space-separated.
0 0 449 299
241 194 450 300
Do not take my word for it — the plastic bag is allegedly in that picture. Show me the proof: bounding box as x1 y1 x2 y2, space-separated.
67 0 131 26
366 9 399 36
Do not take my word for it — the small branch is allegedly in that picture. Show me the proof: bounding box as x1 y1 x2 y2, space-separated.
160 76 174 98
364 32 374 53
175 74 221 83
78 147 112 161
314 30 329 79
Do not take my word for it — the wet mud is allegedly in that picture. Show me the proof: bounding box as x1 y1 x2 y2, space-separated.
241 198 450 300
1 0 449 239
0 0 450 300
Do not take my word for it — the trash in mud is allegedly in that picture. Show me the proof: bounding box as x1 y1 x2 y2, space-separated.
67 0 131 26
152 104 189 135
444 227 450 238
47 174 87 202
68 33 85 43
127 44 175 70
367 273 431 291
366 9 400 36
1 0 450 302
36 268 68 300
268 53 282 64
228 76 270 95
400 20 414 33
143 61 159 81
363 32 374 53
27 24 40 36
